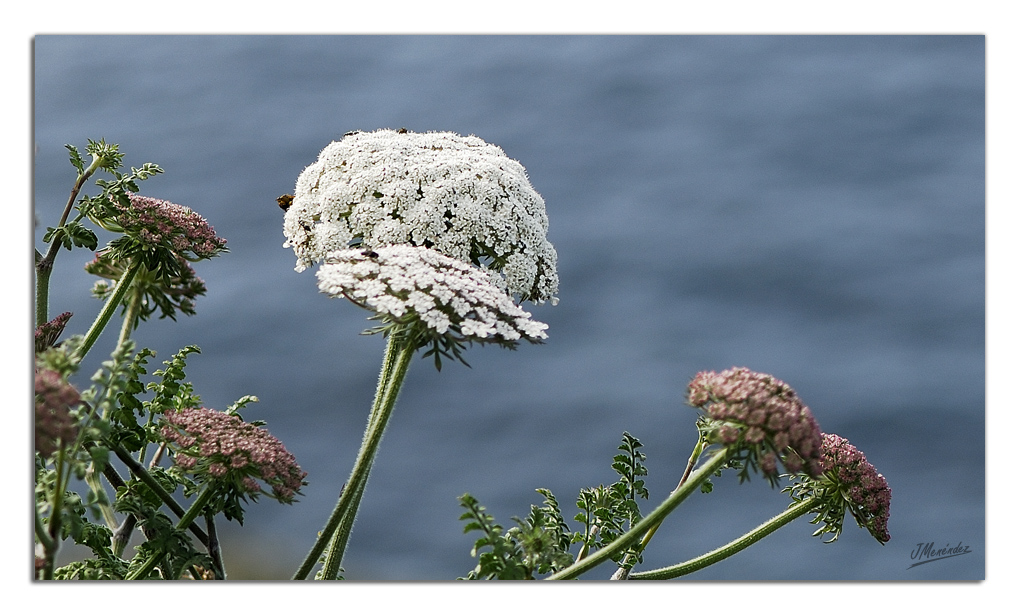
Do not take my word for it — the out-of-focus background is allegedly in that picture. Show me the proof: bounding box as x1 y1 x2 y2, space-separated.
33 35 983 580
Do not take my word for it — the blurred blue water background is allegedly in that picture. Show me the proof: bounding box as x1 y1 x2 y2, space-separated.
33 35 984 580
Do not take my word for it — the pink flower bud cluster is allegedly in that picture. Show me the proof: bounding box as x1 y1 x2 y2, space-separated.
161 407 306 503
818 433 891 543
111 193 227 260
687 367 823 477
35 369 80 458
35 312 72 354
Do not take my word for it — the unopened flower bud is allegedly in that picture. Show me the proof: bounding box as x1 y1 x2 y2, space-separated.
687 367 823 480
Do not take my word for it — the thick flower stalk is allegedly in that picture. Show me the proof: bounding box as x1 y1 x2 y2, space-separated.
317 245 548 360
687 367 824 481
35 369 81 458
161 407 306 503
789 433 891 544
297 244 549 579
284 129 558 304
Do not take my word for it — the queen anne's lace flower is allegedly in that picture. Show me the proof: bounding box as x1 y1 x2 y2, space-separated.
94 193 227 261
687 367 824 480
284 129 559 304
161 407 307 503
816 433 891 543
317 245 548 349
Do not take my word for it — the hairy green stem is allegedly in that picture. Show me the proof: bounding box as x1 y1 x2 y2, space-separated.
125 484 217 580
70 259 143 365
320 336 414 579
319 467 369 578
318 341 406 577
293 334 415 580
629 496 819 580
117 284 144 348
546 447 733 580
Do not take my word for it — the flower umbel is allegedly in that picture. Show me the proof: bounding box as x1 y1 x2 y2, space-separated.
35 369 81 458
687 367 824 484
317 245 548 368
787 433 891 544
284 129 559 304
90 192 227 263
161 407 307 504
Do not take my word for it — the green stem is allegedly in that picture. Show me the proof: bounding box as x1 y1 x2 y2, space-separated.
117 284 143 348
39 446 69 580
319 465 370 578
36 155 104 327
318 339 408 577
34 509 55 580
613 435 706 577
546 447 733 580
84 465 118 529
293 334 416 580
107 442 209 547
205 515 226 580
125 484 218 580
321 337 414 579
628 496 819 580
70 258 143 365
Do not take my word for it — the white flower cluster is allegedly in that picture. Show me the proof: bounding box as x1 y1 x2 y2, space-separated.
316 245 549 343
284 129 559 305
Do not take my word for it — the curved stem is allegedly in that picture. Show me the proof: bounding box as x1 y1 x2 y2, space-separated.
70 258 143 365
629 496 819 580
546 447 733 580
612 434 706 577
107 441 209 546
293 334 416 580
